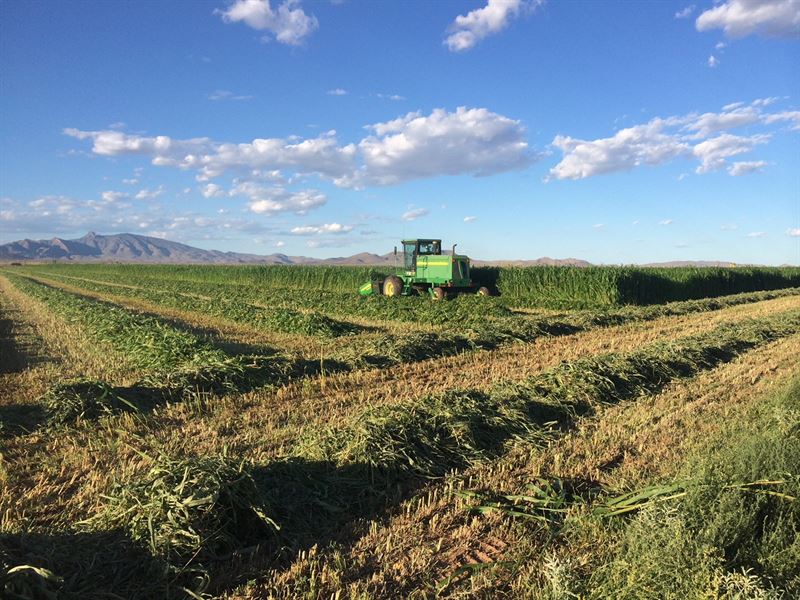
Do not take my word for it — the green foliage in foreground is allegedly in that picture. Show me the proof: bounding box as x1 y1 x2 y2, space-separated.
88 452 277 567
585 375 800 599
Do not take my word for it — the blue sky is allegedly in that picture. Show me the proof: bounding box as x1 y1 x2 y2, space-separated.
1 0 798 264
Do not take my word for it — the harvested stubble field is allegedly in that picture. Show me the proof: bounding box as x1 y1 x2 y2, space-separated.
1 264 799 599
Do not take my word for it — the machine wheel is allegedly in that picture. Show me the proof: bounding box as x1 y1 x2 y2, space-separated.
431 287 446 301
383 275 403 297
476 286 490 297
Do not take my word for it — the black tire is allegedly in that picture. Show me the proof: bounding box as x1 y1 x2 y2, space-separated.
383 275 403 297
431 287 445 301
476 286 490 297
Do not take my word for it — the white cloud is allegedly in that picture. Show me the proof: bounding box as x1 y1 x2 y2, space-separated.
763 110 800 130
696 0 800 38
376 93 406 101
134 186 164 200
659 219 674 226
675 5 695 18
245 188 326 215
715 41 727 50
208 90 254 101
685 105 761 137
1 194 278 241
353 106 533 186
548 118 690 180
444 0 541 52
746 231 767 238
693 133 769 174
547 99 790 181
402 208 429 221
275 240 286 247
708 54 720 68
101 191 128 203
122 178 139 185
327 88 347 96
727 160 768 175
592 223 604 229
721 223 739 230
217 0 319 46
290 223 353 235
463 215 477 222
787 228 800 237
201 183 225 198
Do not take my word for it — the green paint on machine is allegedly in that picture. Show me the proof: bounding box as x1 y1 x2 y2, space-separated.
359 239 490 300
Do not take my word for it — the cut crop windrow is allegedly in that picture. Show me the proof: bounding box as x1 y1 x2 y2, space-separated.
4 274 291 424
298 312 800 477
16 271 362 338
87 310 799 593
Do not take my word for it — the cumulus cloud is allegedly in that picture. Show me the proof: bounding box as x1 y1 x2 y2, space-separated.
787 228 800 237
444 0 541 52
675 5 695 18
548 119 690 180
763 110 800 130
746 231 767 238
327 88 347 96
201 183 225 198
217 0 319 45
696 0 800 38
708 54 720 68
290 223 353 235
685 105 761 137
659 219 674 226
548 99 789 180
241 189 326 215
727 160 768 175
693 133 769 174
134 186 165 200
463 215 477 222
402 208 429 221
352 107 533 186
65 107 533 189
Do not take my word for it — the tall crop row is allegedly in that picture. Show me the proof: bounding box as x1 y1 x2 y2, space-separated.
473 265 800 308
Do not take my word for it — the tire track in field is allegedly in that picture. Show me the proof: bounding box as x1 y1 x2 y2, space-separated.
255 332 800 600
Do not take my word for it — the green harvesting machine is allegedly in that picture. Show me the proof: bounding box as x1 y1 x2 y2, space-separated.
359 239 490 300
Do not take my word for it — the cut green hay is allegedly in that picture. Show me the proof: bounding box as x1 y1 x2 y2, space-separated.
4 273 230 373
299 389 546 478
42 378 138 426
87 452 278 583
296 311 800 486
23 270 363 337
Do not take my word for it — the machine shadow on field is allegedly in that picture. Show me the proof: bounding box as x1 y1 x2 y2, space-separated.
0 530 172 599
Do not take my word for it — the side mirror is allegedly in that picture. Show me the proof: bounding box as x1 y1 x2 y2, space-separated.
394 246 397 256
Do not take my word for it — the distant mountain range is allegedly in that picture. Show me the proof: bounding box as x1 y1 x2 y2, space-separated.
0 232 741 267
